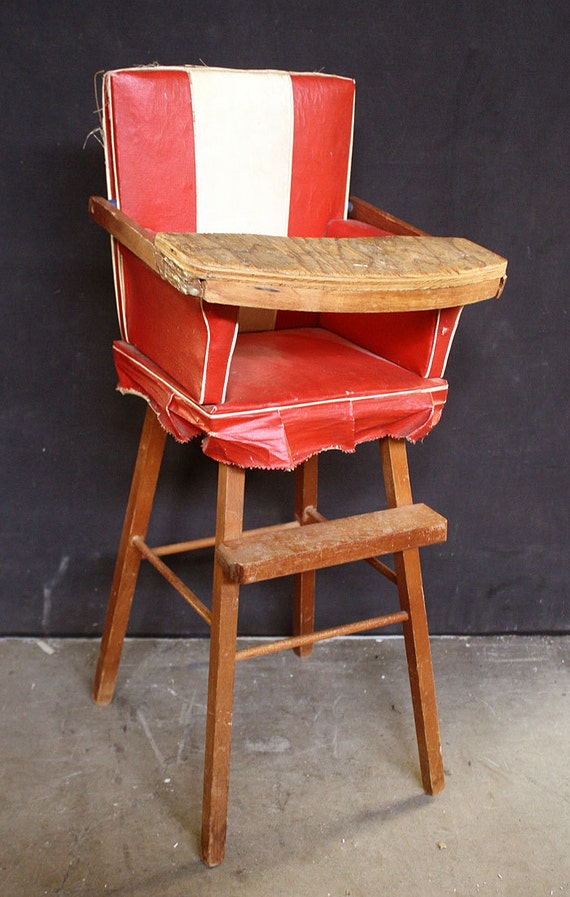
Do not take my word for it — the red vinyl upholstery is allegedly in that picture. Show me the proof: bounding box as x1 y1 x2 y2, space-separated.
102 66 459 468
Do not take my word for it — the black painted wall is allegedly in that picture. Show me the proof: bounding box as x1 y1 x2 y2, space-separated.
1 0 568 636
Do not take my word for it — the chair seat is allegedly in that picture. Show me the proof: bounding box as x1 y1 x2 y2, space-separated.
114 328 448 469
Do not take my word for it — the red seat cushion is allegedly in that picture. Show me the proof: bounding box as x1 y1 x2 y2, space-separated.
113 328 448 469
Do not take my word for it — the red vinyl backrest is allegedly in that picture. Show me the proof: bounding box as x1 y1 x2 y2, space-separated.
104 67 355 236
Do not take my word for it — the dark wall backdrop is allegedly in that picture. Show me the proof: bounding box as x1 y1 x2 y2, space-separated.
1 0 568 637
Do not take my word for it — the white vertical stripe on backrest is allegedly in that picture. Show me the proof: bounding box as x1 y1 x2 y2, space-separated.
189 68 294 236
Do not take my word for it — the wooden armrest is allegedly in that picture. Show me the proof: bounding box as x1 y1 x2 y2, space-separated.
348 195 428 237
89 196 158 274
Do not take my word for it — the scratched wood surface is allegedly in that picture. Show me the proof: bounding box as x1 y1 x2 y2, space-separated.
88 196 507 313
216 503 447 585
154 231 507 311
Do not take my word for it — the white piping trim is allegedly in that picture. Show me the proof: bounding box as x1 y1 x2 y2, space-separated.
107 65 354 81
425 309 441 377
220 321 240 404
102 77 115 200
198 299 211 405
438 307 463 378
115 247 128 340
104 75 120 211
204 383 446 419
285 74 295 229
202 384 447 420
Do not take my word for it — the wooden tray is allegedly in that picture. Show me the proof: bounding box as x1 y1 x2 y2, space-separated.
89 197 507 313
154 231 507 312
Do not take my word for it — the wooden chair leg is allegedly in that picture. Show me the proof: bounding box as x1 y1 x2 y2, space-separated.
93 407 167 705
293 454 319 657
201 463 246 867
380 437 445 796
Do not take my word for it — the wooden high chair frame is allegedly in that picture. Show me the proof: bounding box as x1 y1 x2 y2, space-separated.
90 194 506 866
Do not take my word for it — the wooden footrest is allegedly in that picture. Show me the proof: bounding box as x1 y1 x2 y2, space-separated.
216 503 447 585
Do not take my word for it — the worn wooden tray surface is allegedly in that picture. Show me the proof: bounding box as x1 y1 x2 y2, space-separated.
154 231 507 312
155 232 502 287
88 198 507 312
155 234 506 312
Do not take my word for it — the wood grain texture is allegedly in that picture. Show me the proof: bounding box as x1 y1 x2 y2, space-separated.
154 231 507 311
92 407 167 705
380 437 445 795
88 196 158 272
90 196 507 312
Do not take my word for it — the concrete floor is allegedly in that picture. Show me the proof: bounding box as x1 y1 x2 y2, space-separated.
1 636 568 896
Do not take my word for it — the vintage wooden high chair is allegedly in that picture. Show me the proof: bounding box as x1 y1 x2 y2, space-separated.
89 65 506 866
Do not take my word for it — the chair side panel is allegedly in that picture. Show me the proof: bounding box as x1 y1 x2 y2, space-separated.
321 310 438 377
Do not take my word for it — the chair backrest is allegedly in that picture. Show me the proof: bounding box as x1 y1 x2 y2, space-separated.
104 66 355 237
102 66 356 402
